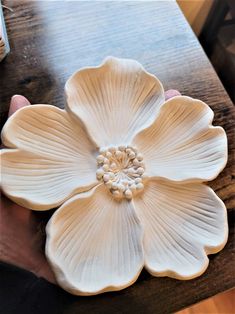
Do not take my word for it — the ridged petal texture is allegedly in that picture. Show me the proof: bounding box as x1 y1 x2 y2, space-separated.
1 105 97 210
134 180 228 279
133 96 227 182
65 57 165 147
46 185 144 295
0 58 228 296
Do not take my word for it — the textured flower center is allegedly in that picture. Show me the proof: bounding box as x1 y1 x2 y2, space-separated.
96 145 145 200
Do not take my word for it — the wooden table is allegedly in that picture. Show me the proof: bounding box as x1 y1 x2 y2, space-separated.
1 1 234 313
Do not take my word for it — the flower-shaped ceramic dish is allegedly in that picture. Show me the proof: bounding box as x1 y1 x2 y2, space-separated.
1 57 228 296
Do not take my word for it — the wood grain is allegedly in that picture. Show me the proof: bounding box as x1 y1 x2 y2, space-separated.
0 1 234 313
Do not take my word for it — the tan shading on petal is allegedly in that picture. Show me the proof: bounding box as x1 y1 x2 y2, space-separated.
134 180 228 279
46 185 144 295
133 96 227 182
1 105 98 210
65 57 164 147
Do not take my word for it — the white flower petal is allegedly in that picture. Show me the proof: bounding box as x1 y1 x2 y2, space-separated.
46 185 144 295
65 57 164 147
134 180 228 279
1 105 98 210
133 96 227 182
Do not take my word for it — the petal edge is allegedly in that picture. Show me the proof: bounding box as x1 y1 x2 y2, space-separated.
65 57 165 147
133 96 228 182
46 185 144 295
134 179 228 279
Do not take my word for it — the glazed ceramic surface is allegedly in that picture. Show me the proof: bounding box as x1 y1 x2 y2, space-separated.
1 57 228 295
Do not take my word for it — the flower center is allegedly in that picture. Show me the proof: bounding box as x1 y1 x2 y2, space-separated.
96 145 145 200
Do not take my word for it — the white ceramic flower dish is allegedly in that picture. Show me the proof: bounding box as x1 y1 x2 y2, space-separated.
1 57 228 295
